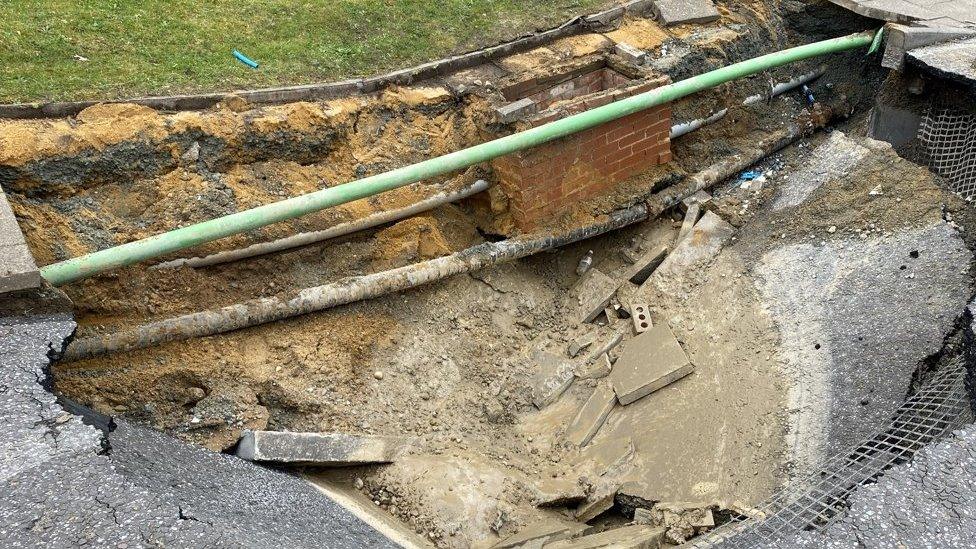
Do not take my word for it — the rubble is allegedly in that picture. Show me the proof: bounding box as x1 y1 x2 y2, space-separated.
609 324 694 405
646 501 717 545
235 431 408 466
565 381 617 447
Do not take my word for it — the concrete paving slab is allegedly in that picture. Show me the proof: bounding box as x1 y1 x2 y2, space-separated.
610 324 694 405
619 245 669 285
531 350 577 409
565 381 617 447
575 484 619 522
236 430 407 465
676 202 701 244
567 269 621 323
652 0 720 26
546 524 664 548
492 519 587 548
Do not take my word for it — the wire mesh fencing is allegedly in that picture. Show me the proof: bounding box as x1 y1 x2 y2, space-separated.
693 357 972 547
917 108 976 200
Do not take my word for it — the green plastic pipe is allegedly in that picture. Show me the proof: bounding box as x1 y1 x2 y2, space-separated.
41 30 876 286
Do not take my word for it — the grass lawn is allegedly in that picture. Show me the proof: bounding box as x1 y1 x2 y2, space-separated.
1 0 612 103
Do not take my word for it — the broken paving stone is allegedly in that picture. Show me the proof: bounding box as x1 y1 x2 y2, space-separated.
569 330 598 358
575 483 620 523
610 324 694 405
530 476 587 508
644 211 733 293
680 190 712 213
545 524 665 549
620 245 669 286
566 268 620 323
235 431 407 465
531 350 576 409
652 0 720 26
576 353 612 380
492 520 587 548
614 42 647 64
676 202 701 245
565 381 617 447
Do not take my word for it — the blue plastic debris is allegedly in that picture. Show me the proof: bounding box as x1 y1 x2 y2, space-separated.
233 50 260 69
801 84 816 105
738 170 760 181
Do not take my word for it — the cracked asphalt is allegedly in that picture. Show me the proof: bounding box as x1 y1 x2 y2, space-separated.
0 289 397 549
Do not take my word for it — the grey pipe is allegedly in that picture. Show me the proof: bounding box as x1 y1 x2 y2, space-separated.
153 179 491 270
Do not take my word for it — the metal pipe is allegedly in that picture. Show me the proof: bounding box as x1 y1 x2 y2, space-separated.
152 179 491 270
671 67 827 140
40 31 877 286
62 125 802 361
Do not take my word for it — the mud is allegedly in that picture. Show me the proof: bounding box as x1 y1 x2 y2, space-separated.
3 2 957 548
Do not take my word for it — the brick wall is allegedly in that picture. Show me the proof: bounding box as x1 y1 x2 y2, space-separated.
492 78 672 232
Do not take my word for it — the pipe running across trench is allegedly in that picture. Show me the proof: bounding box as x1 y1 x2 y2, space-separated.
40 30 878 286
63 126 803 362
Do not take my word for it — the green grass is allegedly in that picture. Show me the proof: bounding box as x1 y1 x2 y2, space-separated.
1 0 611 103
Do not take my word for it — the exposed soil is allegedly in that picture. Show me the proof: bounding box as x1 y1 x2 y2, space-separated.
4 2 955 548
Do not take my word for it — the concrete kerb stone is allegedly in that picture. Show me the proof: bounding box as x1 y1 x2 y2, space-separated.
0 187 40 294
881 23 976 70
236 431 408 466
615 42 648 64
651 0 720 26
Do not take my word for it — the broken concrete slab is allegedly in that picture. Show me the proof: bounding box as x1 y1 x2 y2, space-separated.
575 484 619 522
530 477 587 508
569 330 598 358
676 202 701 244
546 524 665 549
614 42 647 64
907 36 976 90
236 431 407 466
492 520 587 548
680 190 712 213
0 188 40 294
576 353 612 380
610 324 694 405
644 211 734 295
881 23 976 70
619 246 669 286
567 269 621 323
631 304 651 334
531 351 577 409
565 381 617 447
652 0 720 26
495 98 538 124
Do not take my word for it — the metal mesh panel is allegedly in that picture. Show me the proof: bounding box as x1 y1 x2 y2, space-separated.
693 358 972 547
917 109 976 199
